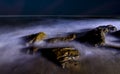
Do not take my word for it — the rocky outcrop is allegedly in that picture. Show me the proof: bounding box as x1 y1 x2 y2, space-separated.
22 32 46 46
96 25 117 32
46 34 76 43
22 46 80 69
77 25 117 46
52 47 80 68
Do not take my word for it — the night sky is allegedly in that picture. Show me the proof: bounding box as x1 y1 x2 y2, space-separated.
0 0 120 15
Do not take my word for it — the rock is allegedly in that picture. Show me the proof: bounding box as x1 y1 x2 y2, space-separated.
52 47 80 68
96 25 117 32
52 47 79 60
46 34 76 43
26 32 46 45
23 47 80 69
78 25 117 46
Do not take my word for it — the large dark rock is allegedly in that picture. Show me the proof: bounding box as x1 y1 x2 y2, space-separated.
52 47 80 68
22 47 80 69
77 25 117 46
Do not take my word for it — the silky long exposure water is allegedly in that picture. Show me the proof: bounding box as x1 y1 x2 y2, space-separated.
0 18 120 74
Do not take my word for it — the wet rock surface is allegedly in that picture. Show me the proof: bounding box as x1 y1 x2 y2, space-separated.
22 32 46 46
22 47 80 69
46 34 76 43
96 25 117 33
52 47 80 68
76 25 117 46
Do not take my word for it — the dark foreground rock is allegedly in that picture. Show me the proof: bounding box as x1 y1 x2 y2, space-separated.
52 47 80 68
21 47 80 69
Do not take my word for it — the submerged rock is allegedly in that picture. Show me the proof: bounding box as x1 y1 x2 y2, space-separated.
52 47 80 68
46 34 76 43
78 25 117 46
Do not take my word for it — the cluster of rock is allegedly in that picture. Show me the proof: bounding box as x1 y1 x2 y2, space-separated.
23 31 80 68
22 25 117 69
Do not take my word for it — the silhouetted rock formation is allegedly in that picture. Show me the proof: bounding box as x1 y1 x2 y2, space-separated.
76 25 117 46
